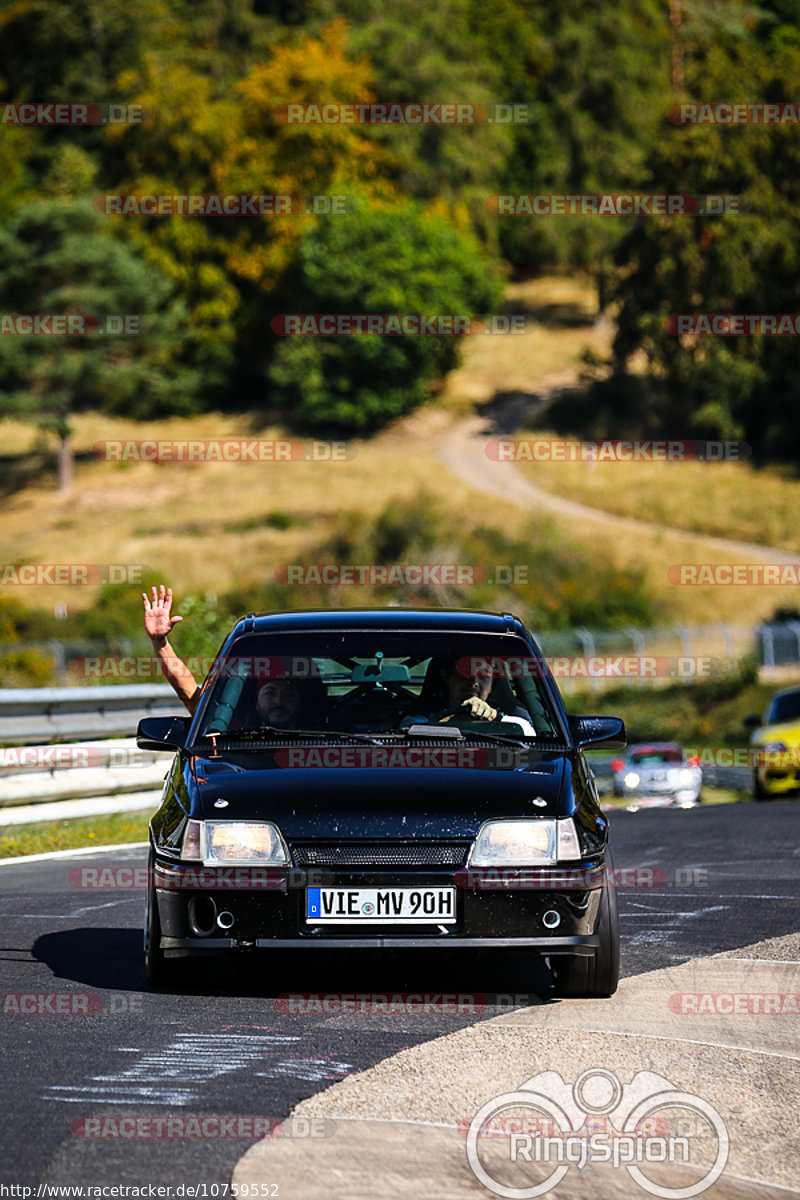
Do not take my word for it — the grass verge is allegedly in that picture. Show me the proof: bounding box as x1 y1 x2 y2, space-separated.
0 810 150 858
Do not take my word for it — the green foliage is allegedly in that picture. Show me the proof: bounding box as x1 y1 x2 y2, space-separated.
232 490 658 629
0 647 56 687
569 660 774 747
610 30 800 460
268 201 502 430
310 0 514 241
0 0 799 459
475 0 671 278
0 201 200 440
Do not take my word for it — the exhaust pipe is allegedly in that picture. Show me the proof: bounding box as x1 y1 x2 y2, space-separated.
542 909 561 929
188 896 217 936
217 910 235 930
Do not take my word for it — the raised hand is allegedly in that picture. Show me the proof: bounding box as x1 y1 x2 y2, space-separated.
142 585 184 642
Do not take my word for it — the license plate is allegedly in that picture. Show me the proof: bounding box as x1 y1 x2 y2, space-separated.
306 886 456 924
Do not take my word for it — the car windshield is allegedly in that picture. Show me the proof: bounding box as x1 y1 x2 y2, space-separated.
194 630 560 739
629 748 682 766
769 691 800 724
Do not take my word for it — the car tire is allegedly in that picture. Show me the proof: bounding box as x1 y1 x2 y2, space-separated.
144 852 177 988
551 872 620 998
752 771 769 802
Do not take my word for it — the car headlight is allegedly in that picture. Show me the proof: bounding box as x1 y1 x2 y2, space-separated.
467 818 582 866
678 768 695 785
181 819 289 866
623 771 640 789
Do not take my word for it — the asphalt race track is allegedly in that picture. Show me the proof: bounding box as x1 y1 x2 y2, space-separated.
1 800 798 1190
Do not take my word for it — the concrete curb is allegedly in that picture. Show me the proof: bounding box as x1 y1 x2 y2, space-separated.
233 942 800 1198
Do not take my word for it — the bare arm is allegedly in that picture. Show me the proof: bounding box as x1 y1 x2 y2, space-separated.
142 585 201 714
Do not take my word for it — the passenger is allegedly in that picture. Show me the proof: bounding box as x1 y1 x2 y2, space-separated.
143 585 321 729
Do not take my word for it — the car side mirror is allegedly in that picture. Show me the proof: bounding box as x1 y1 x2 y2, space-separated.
137 715 190 751
569 715 626 750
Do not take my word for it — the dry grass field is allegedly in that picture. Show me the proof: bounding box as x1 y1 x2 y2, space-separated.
1 275 797 630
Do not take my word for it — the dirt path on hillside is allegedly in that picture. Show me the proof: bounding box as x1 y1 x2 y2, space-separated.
437 377 798 565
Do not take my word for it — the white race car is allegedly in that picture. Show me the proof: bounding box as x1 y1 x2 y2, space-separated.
612 742 702 809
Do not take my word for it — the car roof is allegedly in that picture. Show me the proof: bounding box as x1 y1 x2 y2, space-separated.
228 608 526 637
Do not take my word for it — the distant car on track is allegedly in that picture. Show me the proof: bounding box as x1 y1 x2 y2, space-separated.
747 685 800 801
611 742 702 809
137 608 626 997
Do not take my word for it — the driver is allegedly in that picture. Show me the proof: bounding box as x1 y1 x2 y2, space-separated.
438 658 500 721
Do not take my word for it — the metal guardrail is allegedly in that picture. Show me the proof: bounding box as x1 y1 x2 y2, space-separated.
0 683 182 745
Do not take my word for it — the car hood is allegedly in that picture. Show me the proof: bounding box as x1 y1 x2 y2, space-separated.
752 720 800 746
188 752 570 838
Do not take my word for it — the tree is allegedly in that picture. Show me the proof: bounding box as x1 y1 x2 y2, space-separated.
609 32 800 459
267 199 502 431
0 200 199 489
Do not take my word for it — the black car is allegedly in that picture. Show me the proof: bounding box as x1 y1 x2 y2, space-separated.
137 608 625 997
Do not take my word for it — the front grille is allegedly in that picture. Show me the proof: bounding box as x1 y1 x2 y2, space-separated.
291 842 468 869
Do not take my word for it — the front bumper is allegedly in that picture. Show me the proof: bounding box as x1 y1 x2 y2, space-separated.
756 766 800 794
152 857 608 958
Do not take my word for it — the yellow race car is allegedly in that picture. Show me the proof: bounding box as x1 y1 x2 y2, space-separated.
747 685 800 800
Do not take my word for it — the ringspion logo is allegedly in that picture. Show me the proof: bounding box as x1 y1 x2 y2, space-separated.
466 1069 728 1198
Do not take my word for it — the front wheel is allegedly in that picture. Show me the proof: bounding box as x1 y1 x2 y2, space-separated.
551 877 620 998
144 852 177 987
752 770 769 802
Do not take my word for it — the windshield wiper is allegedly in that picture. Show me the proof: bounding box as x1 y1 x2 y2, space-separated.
197 726 386 746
